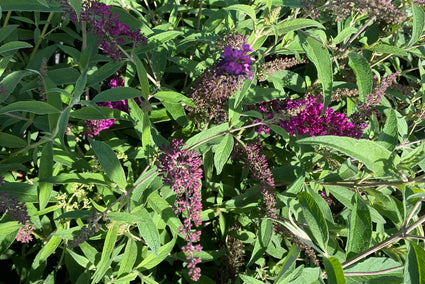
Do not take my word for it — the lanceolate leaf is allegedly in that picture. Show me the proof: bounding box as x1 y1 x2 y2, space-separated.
407 4 425 48
297 135 397 177
377 108 398 151
348 52 373 101
213 134 234 175
299 33 333 111
89 139 127 189
405 242 425 284
346 193 372 259
298 192 329 252
323 257 346 284
0 101 61 115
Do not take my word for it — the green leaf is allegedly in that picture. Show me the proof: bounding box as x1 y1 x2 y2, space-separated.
0 221 21 236
71 106 129 120
299 33 333 111
0 132 26 148
0 41 33 54
0 70 32 103
162 101 187 126
92 222 119 283
247 217 273 266
56 210 93 220
226 4 256 22
348 52 373 101
297 135 397 177
87 61 124 87
213 134 234 175
41 173 108 184
239 275 264 284
377 108 398 151
74 69 87 98
0 101 61 115
0 25 19 43
368 44 409 57
332 26 357 45
68 0 82 22
407 4 425 47
147 192 183 235
92 87 142 103
154 91 196 107
89 139 127 189
0 0 62 11
405 242 425 284
117 238 138 277
346 193 372 259
133 54 150 99
277 18 325 34
107 212 141 223
186 123 229 149
136 233 177 270
135 208 161 255
275 246 301 283
32 235 62 269
324 257 345 284
298 192 329 252
38 142 53 210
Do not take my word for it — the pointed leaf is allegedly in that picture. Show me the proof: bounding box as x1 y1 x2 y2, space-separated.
405 242 425 284
346 193 372 259
213 134 234 175
299 33 332 111
348 52 373 101
89 139 127 189
297 135 397 177
324 257 346 284
298 192 329 252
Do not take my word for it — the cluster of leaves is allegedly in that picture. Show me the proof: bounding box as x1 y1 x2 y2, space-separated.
1 0 425 283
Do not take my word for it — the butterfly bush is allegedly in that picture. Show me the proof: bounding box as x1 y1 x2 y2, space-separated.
250 97 368 138
157 139 203 281
54 0 147 60
187 34 253 126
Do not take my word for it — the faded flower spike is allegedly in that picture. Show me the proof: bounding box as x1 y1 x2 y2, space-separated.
157 139 203 281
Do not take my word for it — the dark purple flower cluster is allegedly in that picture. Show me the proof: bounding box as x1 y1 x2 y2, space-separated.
250 97 367 138
54 0 147 60
217 44 253 77
85 77 128 137
157 139 203 281
187 34 253 126
0 190 34 243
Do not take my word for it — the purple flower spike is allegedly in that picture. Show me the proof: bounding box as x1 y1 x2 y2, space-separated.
158 139 203 281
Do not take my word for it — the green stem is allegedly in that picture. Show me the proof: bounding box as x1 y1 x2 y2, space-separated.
3 11 12 27
30 12 54 61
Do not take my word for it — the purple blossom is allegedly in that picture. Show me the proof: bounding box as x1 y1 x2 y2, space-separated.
16 224 34 243
217 44 253 77
250 97 367 138
85 77 128 137
54 0 147 60
157 139 203 281
258 57 306 81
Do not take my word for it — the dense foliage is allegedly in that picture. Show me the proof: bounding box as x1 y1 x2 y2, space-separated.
1 0 425 283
